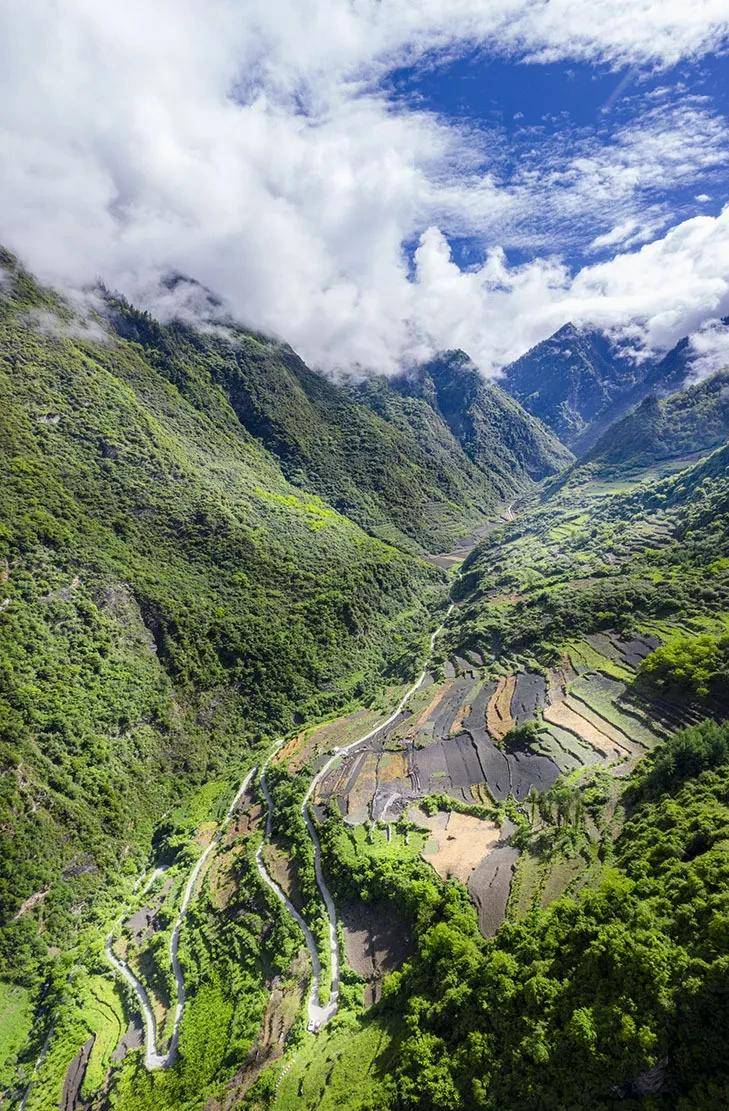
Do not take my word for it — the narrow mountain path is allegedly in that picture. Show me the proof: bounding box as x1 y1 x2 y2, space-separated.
255 749 334 1031
257 591 457 1032
106 767 256 1070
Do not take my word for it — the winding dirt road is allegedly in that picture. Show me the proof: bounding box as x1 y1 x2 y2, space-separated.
110 541 478 1052
255 750 335 1031
106 767 256 1070
254 596 458 1033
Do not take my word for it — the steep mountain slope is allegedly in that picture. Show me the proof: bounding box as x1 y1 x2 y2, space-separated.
111 302 497 553
499 323 642 447
500 321 729 456
112 305 555 554
388 349 573 492
572 368 729 475
451 439 729 674
617 318 729 413
0 253 442 987
567 326 729 456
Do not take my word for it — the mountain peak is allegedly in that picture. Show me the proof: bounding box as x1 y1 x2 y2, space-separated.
499 323 642 448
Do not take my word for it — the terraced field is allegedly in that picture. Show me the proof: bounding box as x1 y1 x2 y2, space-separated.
307 613 708 948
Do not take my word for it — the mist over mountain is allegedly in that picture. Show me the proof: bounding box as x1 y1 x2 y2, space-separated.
3 5 729 1111
500 317 729 455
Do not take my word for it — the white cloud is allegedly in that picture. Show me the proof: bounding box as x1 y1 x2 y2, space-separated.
0 1 728 376
686 318 729 383
590 219 644 250
518 99 729 251
410 206 729 373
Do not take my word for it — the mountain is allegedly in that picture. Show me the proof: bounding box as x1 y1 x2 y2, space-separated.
575 368 729 475
501 319 729 457
499 322 642 448
387 349 573 491
0 251 444 986
11 249 729 1111
268 442 729 1111
110 307 569 556
621 318 729 407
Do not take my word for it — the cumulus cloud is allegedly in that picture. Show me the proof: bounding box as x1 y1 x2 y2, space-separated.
685 318 729 383
412 206 729 372
0 1 728 375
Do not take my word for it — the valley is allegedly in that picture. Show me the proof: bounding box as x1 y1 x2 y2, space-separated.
2 255 729 1111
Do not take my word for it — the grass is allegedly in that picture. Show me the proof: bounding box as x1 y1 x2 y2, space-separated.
507 850 546 919
272 1014 399 1110
22 969 125 1111
81 976 126 1096
570 676 660 748
566 641 633 682
351 822 427 864
0 981 34 1088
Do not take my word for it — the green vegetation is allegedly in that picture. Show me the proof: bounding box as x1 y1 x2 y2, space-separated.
501 720 541 749
113 300 568 556
0 252 441 979
0 981 33 1090
451 439 729 671
4 248 729 1110
387 349 573 491
263 721 729 1110
0 253 454 1104
580 368 729 476
639 630 729 701
419 794 496 822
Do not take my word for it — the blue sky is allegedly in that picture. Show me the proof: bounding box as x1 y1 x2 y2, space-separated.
390 51 729 271
2 1 729 376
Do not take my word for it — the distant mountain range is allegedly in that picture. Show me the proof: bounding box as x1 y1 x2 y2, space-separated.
579 368 729 474
499 323 640 448
499 319 728 455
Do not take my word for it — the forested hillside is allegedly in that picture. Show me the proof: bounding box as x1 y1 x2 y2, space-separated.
575 369 729 475
248 442 729 1111
110 298 567 556
314 718 729 1110
3 249 729 1111
389 350 572 491
451 438 729 677
0 251 443 987
110 302 486 553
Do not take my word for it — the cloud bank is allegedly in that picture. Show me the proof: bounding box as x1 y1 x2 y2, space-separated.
687 318 729 383
1 1 729 374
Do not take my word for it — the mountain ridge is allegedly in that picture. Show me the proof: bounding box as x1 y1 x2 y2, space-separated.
107 295 570 555
499 321 642 448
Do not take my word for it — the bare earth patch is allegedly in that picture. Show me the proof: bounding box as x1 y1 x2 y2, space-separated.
468 839 519 937
487 675 516 740
410 807 502 884
340 901 413 1006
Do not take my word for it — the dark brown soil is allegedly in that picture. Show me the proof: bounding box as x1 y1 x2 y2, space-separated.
60 1036 94 1111
468 835 519 937
111 1018 143 1063
340 900 413 1005
511 672 547 724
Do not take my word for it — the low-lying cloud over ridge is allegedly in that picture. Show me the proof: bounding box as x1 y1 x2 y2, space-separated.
2 1 729 374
